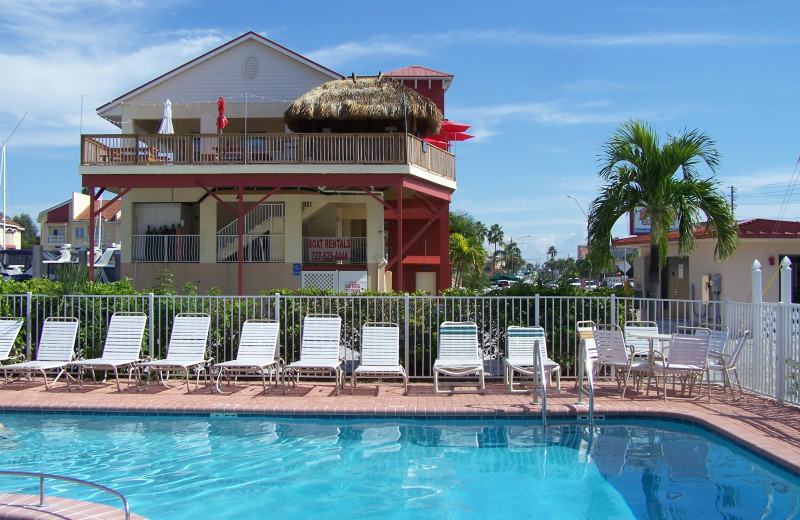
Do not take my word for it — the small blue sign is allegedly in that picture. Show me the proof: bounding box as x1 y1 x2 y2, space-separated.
293 263 302 278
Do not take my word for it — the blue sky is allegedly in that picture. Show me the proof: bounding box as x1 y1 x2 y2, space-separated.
0 0 798 264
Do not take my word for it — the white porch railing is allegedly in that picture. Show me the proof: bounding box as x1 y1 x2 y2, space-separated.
217 234 285 263
131 234 199 262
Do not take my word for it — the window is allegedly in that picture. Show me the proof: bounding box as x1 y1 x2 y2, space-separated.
74 227 85 240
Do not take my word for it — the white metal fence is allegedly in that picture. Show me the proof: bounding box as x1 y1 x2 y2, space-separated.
1 293 796 404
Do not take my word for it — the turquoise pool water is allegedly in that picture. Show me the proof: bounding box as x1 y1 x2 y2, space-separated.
0 413 798 519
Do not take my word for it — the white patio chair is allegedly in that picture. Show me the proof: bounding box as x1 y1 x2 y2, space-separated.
351 322 407 395
0 317 24 366
504 326 561 393
433 321 485 394
137 313 211 393
68 312 147 391
707 330 750 400
593 323 648 398
649 326 712 401
212 319 282 394
2 317 79 390
624 320 660 359
285 314 344 395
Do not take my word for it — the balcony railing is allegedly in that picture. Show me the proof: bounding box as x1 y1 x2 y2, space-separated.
132 234 199 263
46 235 66 246
81 133 455 180
303 237 366 264
217 234 285 263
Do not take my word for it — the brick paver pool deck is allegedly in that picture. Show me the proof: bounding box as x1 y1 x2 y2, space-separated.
1 377 800 519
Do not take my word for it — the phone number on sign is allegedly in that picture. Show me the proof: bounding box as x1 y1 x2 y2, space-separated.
310 250 350 262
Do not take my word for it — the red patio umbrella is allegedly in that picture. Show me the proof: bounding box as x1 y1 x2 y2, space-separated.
440 120 470 133
216 97 228 133
423 137 450 150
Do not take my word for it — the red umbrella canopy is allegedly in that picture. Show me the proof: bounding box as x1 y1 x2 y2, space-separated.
216 97 228 131
423 137 450 150
440 120 470 133
430 120 472 143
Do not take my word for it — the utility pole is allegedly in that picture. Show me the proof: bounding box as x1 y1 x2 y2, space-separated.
730 186 735 213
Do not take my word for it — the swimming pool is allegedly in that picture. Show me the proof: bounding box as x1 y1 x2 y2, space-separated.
1 413 798 519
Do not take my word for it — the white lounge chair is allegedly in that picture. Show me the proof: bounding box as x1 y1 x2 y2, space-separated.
2 317 79 390
285 314 344 395
351 322 408 395
68 312 147 392
504 326 561 393
0 317 24 367
433 321 485 394
138 313 211 393
212 319 282 394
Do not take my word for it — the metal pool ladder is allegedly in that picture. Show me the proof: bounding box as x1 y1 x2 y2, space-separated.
0 470 130 520
529 338 548 427
574 326 596 428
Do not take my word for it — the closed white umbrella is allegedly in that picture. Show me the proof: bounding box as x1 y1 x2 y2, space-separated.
158 99 174 134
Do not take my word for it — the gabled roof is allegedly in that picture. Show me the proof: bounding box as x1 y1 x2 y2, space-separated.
75 200 122 222
96 31 342 115
613 218 800 246
385 66 453 92
0 215 24 230
385 66 452 78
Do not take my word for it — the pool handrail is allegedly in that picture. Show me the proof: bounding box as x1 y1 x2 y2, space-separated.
0 469 130 519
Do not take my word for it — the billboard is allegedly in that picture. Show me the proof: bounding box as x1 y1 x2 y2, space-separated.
630 207 679 235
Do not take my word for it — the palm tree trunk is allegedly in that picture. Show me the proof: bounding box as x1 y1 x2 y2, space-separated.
648 242 661 299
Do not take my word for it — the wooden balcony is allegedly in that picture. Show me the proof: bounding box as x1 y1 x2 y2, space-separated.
81 132 455 180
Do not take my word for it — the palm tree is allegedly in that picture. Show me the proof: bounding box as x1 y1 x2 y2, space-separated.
588 119 739 298
547 246 557 262
449 233 487 288
487 224 504 276
501 240 523 276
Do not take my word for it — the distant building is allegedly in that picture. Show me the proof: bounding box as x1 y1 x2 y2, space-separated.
38 193 121 250
0 215 24 249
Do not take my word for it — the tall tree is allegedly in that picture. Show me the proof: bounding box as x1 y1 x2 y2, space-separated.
11 213 39 249
547 246 557 261
449 233 486 288
487 224 504 276
589 119 739 298
501 239 523 275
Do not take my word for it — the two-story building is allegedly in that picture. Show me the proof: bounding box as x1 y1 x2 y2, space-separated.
37 192 121 250
79 32 457 295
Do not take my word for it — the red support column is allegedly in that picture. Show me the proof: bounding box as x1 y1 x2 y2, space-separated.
438 201 450 293
396 188 403 292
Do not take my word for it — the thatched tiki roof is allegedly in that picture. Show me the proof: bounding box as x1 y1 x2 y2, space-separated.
284 75 443 136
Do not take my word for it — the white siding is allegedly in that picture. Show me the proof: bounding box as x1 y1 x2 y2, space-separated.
126 39 334 108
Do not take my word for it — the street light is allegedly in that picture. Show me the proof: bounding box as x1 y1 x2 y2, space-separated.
507 235 531 276
567 195 589 251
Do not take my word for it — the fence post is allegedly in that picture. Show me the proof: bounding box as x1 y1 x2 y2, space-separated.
610 294 617 324
404 294 410 372
780 256 792 304
751 260 762 304
777 303 787 403
534 294 540 327
148 293 155 358
25 292 32 359
273 293 281 321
